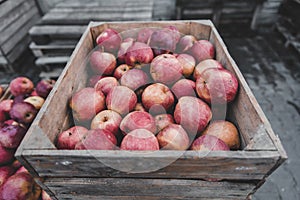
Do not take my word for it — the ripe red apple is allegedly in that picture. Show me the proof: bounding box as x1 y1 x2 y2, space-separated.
0 99 13 122
0 166 16 187
88 75 105 87
12 94 30 104
137 28 155 44
157 124 190 150
189 40 215 63
9 102 38 124
154 114 174 133
142 83 174 115
96 28 122 53
56 126 88 149
149 29 177 56
177 35 196 52
120 111 156 135
106 86 137 116
117 37 134 63
0 145 15 165
202 120 240 149
164 25 181 44
150 54 183 85
195 68 239 104
120 69 149 91
24 96 45 110
94 76 119 95
134 102 146 112
0 172 41 200
89 51 117 75
125 42 154 68
90 110 122 136
75 129 117 150
171 79 196 99
174 96 212 137
190 135 230 151
69 87 105 122
0 123 27 149
193 59 224 80
176 54 196 78
9 77 34 97
35 79 56 98
41 190 52 200
120 129 159 151
113 64 132 80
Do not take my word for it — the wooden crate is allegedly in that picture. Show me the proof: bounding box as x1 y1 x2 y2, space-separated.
16 20 287 200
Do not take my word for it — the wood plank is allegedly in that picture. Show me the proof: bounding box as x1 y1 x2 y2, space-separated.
30 42 76 57
0 0 25 19
55 0 153 7
29 25 86 37
6 35 31 63
45 177 256 200
35 56 70 66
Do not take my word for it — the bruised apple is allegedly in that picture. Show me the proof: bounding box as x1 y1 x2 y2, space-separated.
190 135 230 151
176 54 196 78
56 126 88 149
35 79 56 98
9 77 34 97
0 123 27 149
154 114 174 133
24 96 45 110
9 102 38 124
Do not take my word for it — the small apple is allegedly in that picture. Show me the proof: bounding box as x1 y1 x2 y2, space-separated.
117 37 134 63
89 51 117 75
177 35 196 53
150 54 183 85
96 28 122 53
106 86 137 116
171 79 196 99
137 28 155 44
190 135 230 151
9 77 34 96
195 68 239 104
0 123 27 149
90 110 122 136
0 145 15 165
125 42 154 68
120 129 159 151
0 166 16 187
75 129 117 150
113 64 132 80
154 114 174 133
120 111 156 135
69 87 105 122
9 102 38 124
24 96 45 110
176 54 196 78
142 83 174 115
35 79 56 98
120 68 150 91
189 40 215 63
94 76 119 95
174 96 212 137
157 124 190 150
56 126 88 150
193 59 224 80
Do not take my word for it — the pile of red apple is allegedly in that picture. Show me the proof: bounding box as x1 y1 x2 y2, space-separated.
0 77 55 200
57 26 241 153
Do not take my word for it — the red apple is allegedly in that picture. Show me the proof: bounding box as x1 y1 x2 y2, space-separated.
88 75 105 87
90 110 122 136
154 114 174 133
0 172 41 200
202 120 240 149
117 37 134 63
164 25 181 44
150 54 183 85
89 51 117 75
171 79 196 99
190 135 230 151
69 87 105 121
193 59 224 80
9 102 38 124
75 129 117 150
125 42 154 68
120 111 156 135
96 28 122 53
15 166 28 174
113 64 132 80
106 86 137 116
56 126 88 149
142 83 174 115
12 94 30 104
195 68 239 104
0 99 13 121
137 28 155 44
176 54 196 78
157 124 190 150
94 76 119 95
120 129 159 151
0 145 15 165
0 123 27 149
189 40 215 63
149 29 177 56
9 77 34 97
174 96 212 137
177 35 196 53
24 96 45 110
120 68 149 91
0 166 16 187
35 79 56 98
134 103 146 112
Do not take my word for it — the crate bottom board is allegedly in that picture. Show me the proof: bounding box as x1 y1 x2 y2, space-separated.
44 177 258 200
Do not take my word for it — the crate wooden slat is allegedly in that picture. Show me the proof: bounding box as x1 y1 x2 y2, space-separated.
16 20 286 200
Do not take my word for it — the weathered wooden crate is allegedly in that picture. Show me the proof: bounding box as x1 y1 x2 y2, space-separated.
16 20 287 200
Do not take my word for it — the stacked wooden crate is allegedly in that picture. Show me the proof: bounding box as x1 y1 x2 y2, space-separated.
0 0 40 72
